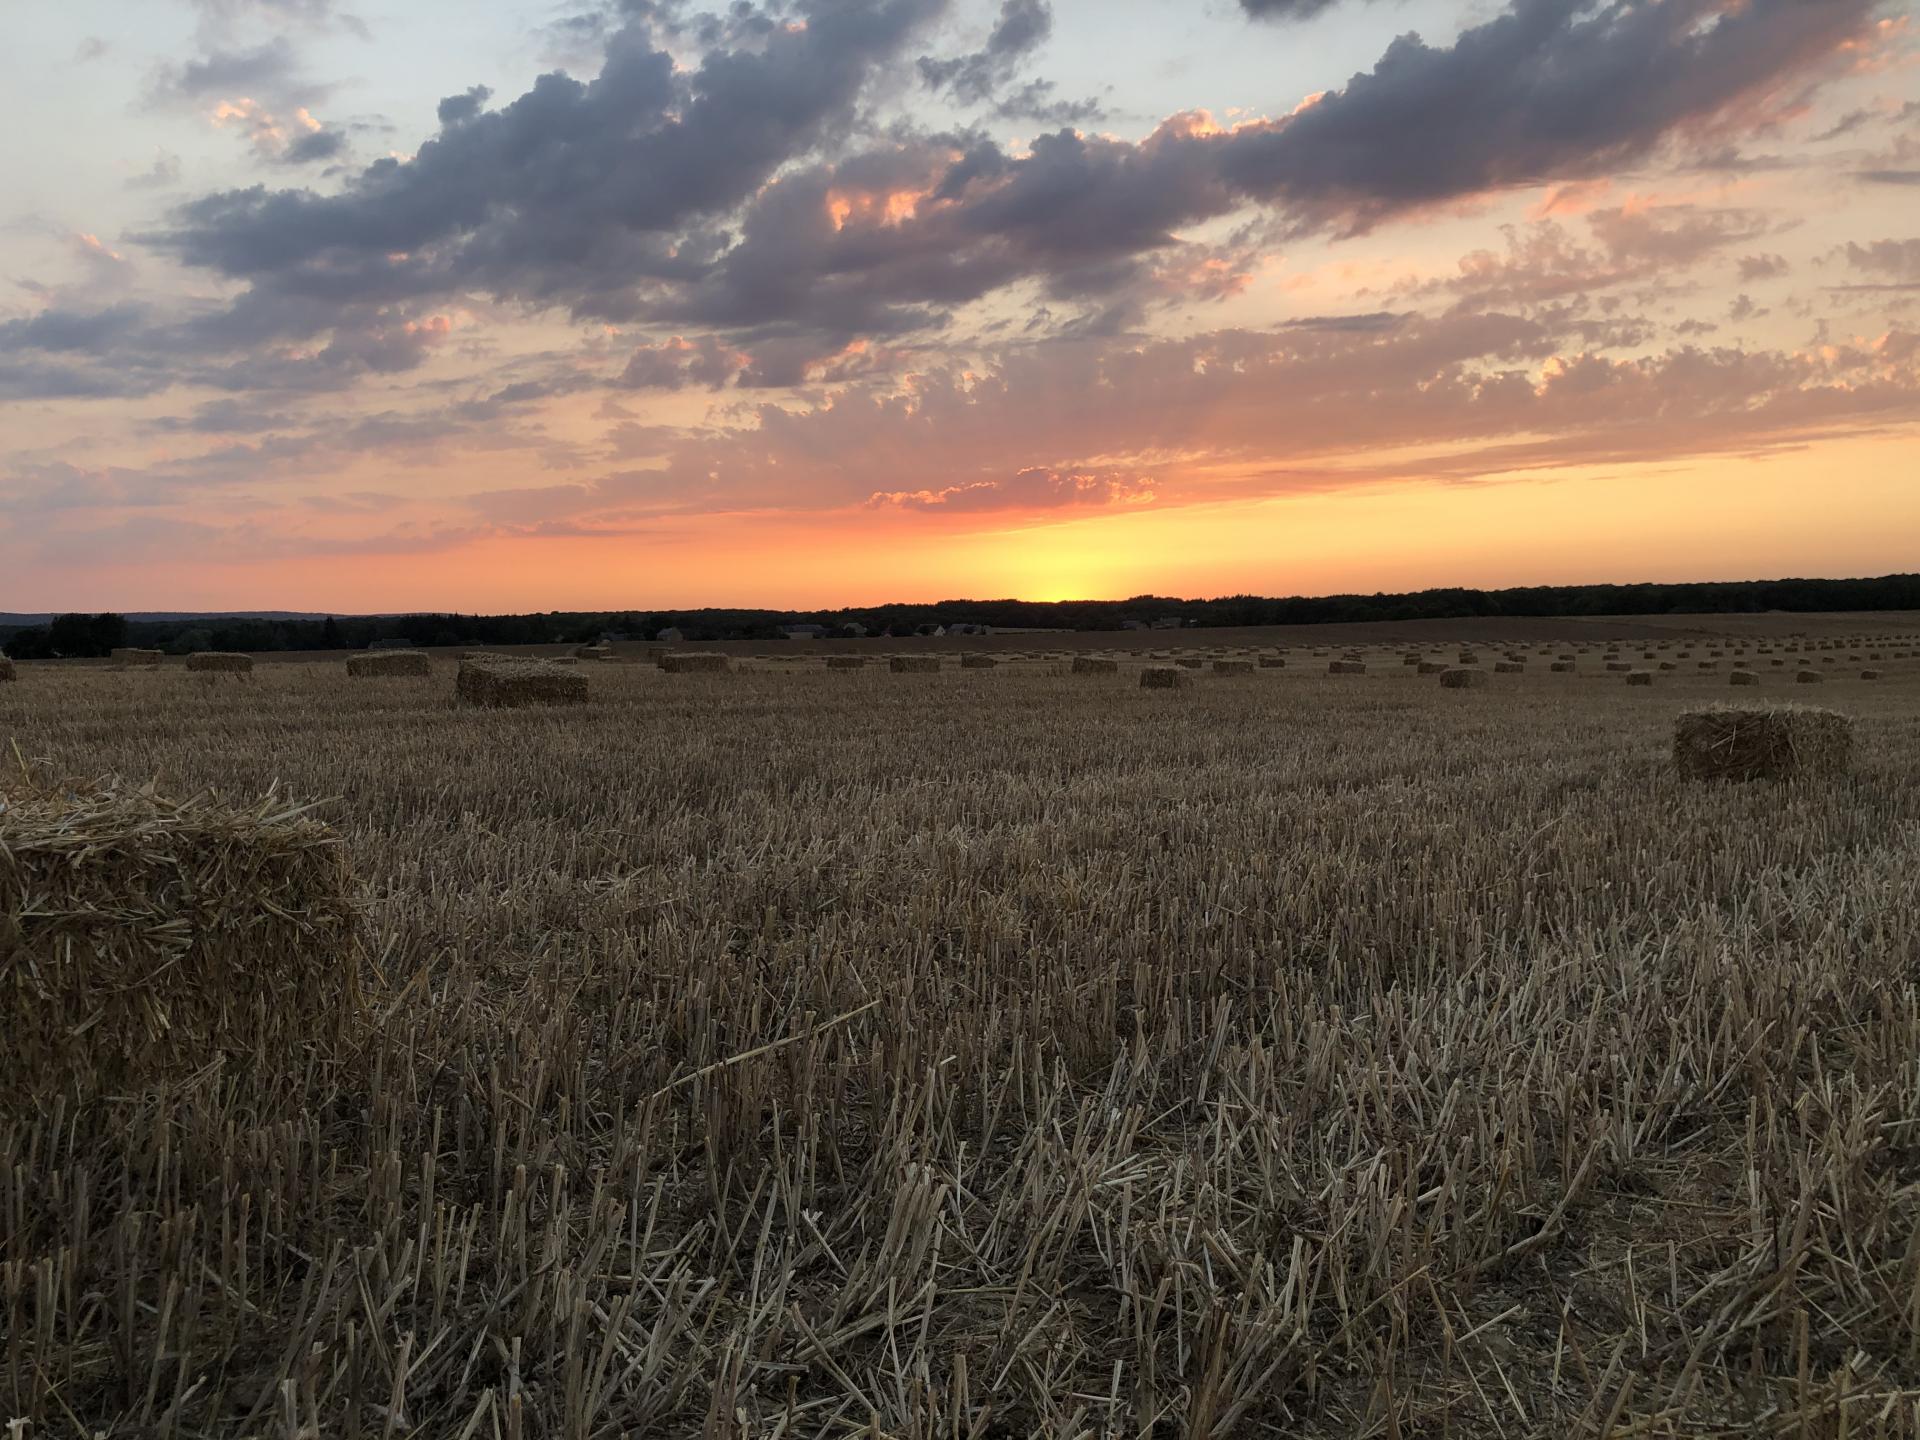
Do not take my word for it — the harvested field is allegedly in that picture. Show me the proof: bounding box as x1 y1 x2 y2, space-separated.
186 651 253 674
659 652 730 674
345 649 431 677
2 650 1919 1437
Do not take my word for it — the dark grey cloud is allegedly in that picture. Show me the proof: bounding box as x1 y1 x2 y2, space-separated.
918 0 1050 104
282 126 349 165
1215 0 1878 232
1843 239 1920 281
1239 0 1363 19
147 38 326 108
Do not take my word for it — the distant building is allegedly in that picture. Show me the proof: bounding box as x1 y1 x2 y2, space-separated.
656 626 684 644
1151 617 1184 630
947 622 990 636
1121 619 1148 631
781 623 829 639
840 621 869 638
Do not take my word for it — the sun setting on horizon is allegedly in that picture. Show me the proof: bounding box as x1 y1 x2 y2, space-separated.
3 0 1918 610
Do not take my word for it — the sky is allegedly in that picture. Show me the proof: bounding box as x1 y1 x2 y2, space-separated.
2 0 1917 612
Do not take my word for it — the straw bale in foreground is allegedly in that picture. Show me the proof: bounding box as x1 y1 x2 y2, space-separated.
1328 660 1367 675
1627 670 1654 686
455 656 588 706
1259 656 1286 668
961 654 1000 669
1493 661 1524 673
1550 661 1574 673
187 651 253 675
0 777 361 1103
1728 670 1759 686
346 650 430 678
1439 668 1486 688
1796 669 1823 684
660 652 730 673
1673 704 1852 782
1213 659 1254 676
1140 666 1192 690
1072 656 1119 674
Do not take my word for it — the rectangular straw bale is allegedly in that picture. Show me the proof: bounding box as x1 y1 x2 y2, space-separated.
1328 660 1367 674
0 778 361 1104
1626 670 1654 686
961 654 1000 669
1729 670 1759 686
1174 656 1204 670
1140 665 1192 689
346 650 431 677
826 655 867 670
1550 660 1575 672
1072 656 1119 674
1440 668 1486 688
1673 704 1851 781
1493 661 1525 673
1213 659 1254 676
455 656 588 706
659 652 731 673
890 655 940 673
187 651 253 674
1796 669 1823 684
1259 656 1286 668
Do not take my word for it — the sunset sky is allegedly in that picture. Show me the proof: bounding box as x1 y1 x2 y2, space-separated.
3 0 1918 612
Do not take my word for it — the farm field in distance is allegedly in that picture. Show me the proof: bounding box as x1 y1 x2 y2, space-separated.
5 619 1920 1437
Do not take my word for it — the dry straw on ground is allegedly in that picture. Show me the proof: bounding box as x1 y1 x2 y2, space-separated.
346 650 431 677
1439 667 1486 688
455 655 588 706
659 652 730 673
1138 664 1191 688
1672 703 1853 781
186 651 253 675
890 655 939 673
0 773 360 1104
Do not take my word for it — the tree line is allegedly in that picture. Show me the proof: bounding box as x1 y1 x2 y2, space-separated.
6 573 1919 658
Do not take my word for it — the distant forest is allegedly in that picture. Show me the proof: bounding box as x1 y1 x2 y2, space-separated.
6 573 1919 658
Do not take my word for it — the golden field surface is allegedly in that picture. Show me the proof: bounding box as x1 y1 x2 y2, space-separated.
5 628 1920 1438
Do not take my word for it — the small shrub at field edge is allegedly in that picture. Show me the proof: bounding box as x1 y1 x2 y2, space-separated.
1673 703 1853 781
346 650 431 678
455 655 588 706
187 651 253 675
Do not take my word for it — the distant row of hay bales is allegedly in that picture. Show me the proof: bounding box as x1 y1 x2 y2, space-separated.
455 656 587 707
0 776 361 1105
346 650 430 678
